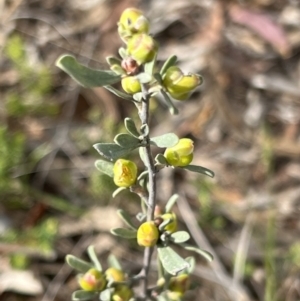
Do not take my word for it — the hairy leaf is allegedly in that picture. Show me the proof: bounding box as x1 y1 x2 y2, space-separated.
150 133 179 148
170 231 190 244
72 290 96 301
124 118 140 138
93 143 133 161
104 85 133 101
181 164 215 178
114 133 141 148
117 209 137 230
183 245 214 262
87 245 102 271
160 55 178 76
161 89 179 115
110 228 137 239
95 160 114 177
157 246 190 275
107 254 122 270
56 55 121 87
66 255 93 273
165 194 179 213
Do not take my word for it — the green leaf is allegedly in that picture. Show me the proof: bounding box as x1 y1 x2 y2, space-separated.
108 254 122 270
87 245 102 271
66 255 93 273
99 288 112 301
110 228 137 239
144 54 156 76
118 47 127 59
114 133 141 148
165 194 179 213
155 154 168 166
185 256 196 274
159 219 173 232
95 160 114 177
183 245 214 262
181 165 214 178
124 118 140 138
117 209 137 230
93 143 133 161
112 187 126 198
160 55 178 76
72 290 96 301
104 85 133 101
139 147 147 166
150 133 179 148
171 231 190 244
161 89 179 115
137 170 148 181
140 124 149 137
56 55 121 88
136 72 152 84
106 56 121 66
133 92 143 102
157 246 190 275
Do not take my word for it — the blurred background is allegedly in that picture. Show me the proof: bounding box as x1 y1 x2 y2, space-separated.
1 0 300 300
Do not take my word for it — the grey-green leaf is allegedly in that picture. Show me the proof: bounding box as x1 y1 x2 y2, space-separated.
124 118 140 137
110 228 137 239
151 133 179 148
144 55 156 76
114 133 141 148
161 89 179 115
171 231 190 244
72 290 96 301
106 56 121 66
133 92 143 102
87 245 102 271
95 160 114 177
158 246 190 275
160 55 177 76
117 209 137 230
93 143 133 161
56 55 121 88
99 288 112 301
183 245 214 262
136 72 152 84
112 187 126 198
118 47 127 59
165 194 179 213
155 154 168 165
107 254 122 270
66 255 93 273
185 256 196 274
181 165 215 178
104 85 133 101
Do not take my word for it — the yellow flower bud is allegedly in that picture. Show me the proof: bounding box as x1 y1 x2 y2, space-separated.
105 267 125 282
112 285 133 301
137 221 159 247
78 268 107 292
163 66 202 101
118 8 150 42
121 76 141 94
164 138 194 167
127 34 158 65
161 212 177 233
113 159 137 187
168 274 190 298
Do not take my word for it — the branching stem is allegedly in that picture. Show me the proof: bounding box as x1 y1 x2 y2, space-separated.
138 84 157 300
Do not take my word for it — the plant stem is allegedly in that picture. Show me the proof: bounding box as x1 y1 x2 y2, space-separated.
139 85 157 300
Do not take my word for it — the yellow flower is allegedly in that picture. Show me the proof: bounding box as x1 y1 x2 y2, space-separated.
163 66 202 100
164 138 194 167
121 76 141 94
137 221 159 247
118 8 149 42
127 34 158 65
168 274 190 299
112 285 133 301
113 159 137 187
161 212 177 233
105 267 125 282
78 268 107 291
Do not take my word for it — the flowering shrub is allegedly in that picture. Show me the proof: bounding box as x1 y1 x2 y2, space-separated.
56 7 214 301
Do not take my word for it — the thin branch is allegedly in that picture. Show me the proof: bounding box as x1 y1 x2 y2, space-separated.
138 84 157 300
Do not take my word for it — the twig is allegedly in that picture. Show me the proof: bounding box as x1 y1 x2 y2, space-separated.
138 84 157 300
